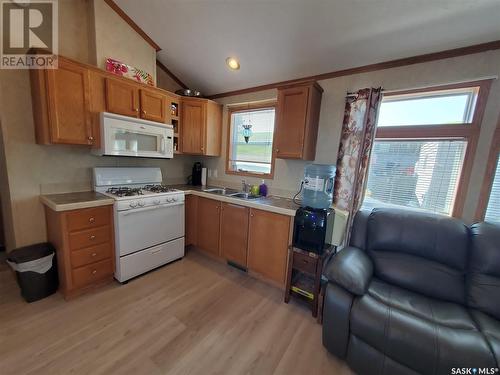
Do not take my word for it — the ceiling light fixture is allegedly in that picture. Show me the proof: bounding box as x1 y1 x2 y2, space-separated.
226 57 240 70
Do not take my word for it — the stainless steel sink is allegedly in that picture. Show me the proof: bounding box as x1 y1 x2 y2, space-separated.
202 187 238 196
201 187 260 200
227 192 261 200
202 188 225 193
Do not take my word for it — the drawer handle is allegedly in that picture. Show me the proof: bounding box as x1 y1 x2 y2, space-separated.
89 217 95 223
90 235 96 240
91 253 97 257
92 270 97 275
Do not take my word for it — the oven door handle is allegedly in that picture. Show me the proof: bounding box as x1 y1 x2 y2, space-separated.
120 202 184 216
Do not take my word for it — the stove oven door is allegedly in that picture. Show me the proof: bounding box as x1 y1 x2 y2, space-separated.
115 202 184 256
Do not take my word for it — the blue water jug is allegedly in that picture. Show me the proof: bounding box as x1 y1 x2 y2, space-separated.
302 164 336 209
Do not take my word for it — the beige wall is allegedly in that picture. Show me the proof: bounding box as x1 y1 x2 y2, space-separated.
206 50 500 223
89 0 157 83
157 64 183 92
0 0 192 251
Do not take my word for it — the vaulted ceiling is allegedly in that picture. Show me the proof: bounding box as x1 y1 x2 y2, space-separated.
115 0 500 96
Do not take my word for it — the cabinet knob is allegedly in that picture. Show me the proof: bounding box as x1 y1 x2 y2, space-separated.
90 235 96 240
89 217 95 223
201 146 204 151
275 148 279 153
92 270 97 275
91 253 97 257
142 110 147 115
88 136 94 144
134 108 139 113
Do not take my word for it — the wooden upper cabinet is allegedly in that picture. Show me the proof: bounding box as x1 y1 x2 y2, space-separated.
105 78 139 118
247 208 291 285
197 197 221 256
140 88 167 123
31 59 94 145
220 203 249 267
274 82 323 160
181 98 222 156
181 99 205 154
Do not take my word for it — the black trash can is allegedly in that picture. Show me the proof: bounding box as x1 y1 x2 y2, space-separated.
7 243 59 302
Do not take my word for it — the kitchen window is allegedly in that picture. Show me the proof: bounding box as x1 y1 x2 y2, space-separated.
476 125 500 223
226 102 276 178
362 80 491 217
484 155 500 223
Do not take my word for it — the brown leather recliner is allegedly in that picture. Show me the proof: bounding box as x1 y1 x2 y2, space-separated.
322 208 500 375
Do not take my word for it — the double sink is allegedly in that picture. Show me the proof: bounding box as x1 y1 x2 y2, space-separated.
201 188 262 200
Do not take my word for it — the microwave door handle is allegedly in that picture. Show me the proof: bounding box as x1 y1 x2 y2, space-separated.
160 136 165 153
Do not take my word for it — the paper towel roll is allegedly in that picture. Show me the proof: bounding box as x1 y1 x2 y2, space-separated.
201 168 207 186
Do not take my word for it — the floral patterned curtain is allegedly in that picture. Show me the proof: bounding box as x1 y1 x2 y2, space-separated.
333 88 382 243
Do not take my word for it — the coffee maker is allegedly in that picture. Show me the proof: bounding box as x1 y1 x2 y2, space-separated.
191 162 202 186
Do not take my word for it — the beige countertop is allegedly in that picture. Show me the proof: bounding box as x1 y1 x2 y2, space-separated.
170 185 301 216
40 191 115 212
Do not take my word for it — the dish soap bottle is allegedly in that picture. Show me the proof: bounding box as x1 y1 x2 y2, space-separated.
259 180 268 197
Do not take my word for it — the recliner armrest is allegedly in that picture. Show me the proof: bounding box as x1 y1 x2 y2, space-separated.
324 246 373 295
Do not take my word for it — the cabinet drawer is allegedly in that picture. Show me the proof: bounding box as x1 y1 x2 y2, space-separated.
292 251 317 275
69 226 111 250
71 243 112 268
67 206 110 232
72 259 113 288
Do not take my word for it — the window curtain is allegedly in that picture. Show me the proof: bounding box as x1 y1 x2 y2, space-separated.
333 87 382 244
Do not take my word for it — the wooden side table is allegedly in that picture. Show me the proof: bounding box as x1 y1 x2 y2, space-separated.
284 245 335 318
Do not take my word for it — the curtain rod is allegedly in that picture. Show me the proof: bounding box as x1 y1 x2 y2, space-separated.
345 75 498 98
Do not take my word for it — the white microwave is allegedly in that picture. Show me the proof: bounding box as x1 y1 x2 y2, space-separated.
93 112 174 159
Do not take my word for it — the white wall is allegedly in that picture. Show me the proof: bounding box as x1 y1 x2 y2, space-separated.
206 50 500 223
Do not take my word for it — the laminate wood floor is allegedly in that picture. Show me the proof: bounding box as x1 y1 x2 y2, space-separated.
0 249 352 375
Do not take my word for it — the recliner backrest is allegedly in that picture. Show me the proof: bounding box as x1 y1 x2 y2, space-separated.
363 208 469 304
468 222 500 319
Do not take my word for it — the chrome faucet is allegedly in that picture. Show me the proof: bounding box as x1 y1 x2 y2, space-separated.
241 179 250 193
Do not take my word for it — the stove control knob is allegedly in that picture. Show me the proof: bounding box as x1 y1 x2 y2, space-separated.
129 201 138 208
167 197 173 203
138 200 145 207
154 199 161 205
172 197 178 202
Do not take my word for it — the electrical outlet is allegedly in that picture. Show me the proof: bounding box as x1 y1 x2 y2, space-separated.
213 169 218 178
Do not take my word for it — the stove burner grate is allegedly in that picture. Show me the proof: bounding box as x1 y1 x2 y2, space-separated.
143 185 177 193
107 187 143 197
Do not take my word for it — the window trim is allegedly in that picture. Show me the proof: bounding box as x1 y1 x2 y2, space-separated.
475 117 500 221
373 79 492 217
225 100 277 179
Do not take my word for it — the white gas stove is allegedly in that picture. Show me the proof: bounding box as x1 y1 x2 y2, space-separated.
93 167 185 282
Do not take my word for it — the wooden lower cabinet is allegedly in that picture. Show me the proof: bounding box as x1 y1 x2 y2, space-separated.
220 203 249 267
247 208 291 285
184 195 292 286
45 205 115 299
185 195 198 246
196 197 221 256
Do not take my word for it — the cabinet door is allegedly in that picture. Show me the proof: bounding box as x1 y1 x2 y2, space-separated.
197 197 220 256
105 78 139 117
45 61 93 145
274 86 309 159
185 195 198 246
181 99 205 155
140 88 167 123
248 209 291 284
220 203 249 267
